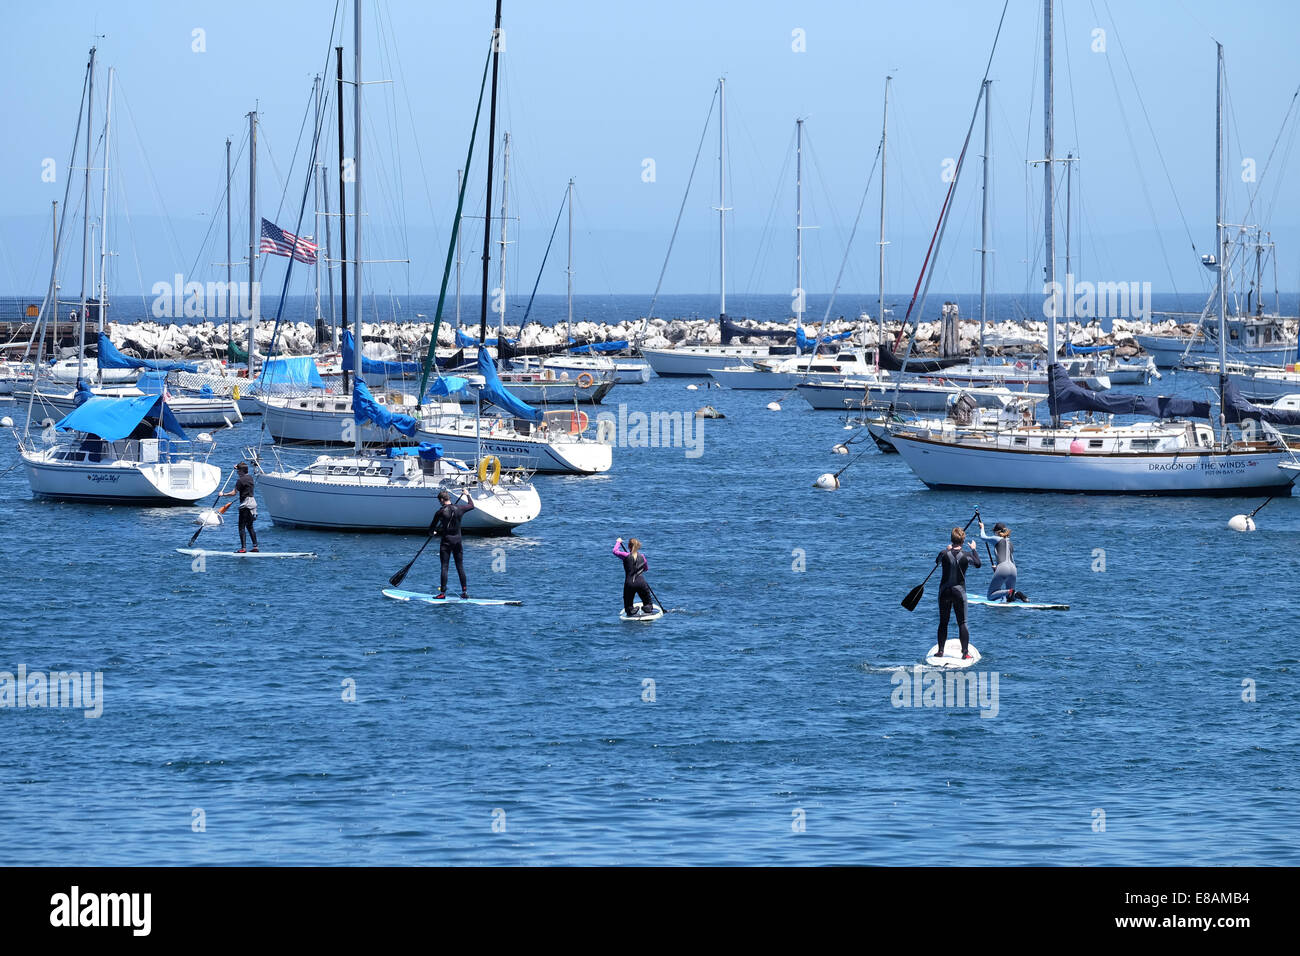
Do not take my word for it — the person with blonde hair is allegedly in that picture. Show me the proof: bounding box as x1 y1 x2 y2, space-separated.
935 526 981 660
613 536 654 617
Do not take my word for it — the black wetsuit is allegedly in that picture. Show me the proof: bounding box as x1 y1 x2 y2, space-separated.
429 498 475 595
235 473 258 550
935 544 981 657
615 543 653 616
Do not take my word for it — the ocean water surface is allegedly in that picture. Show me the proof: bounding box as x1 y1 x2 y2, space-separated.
0 363 1297 865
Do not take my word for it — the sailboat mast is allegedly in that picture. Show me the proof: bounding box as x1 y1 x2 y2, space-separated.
499 130 510 355
795 118 803 329
979 79 991 359
247 108 258 373
567 177 574 339
77 46 96 384
455 168 463 330
718 77 727 322
353 0 364 454
480 0 503 345
225 137 233 357
322 162 336 350
313 74 323 346
336 46 349 391
878 75 890 352
1215 42 1227 376
1043 0 1057 371
1064 151 1074 346
97 67 113 385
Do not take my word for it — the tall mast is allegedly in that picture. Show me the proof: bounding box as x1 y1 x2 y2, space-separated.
498 130 510 355
97 67 114 385
48 201 58 370
322 158 336 349
336 45 349 390
77 46 96 384
567 177 574 340
1043 0 1057 373
312 74 323 346
877 75 891 351
795 118 804 329
455 168 463 329
1064 151 1074 345
480 0 503 345
225 137 233 357
353 0 364 454
979 79 991 359
718 76 728 321
1215 42 1227 376
247 108 258 373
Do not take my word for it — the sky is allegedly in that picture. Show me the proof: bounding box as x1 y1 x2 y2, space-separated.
1 0 1298 307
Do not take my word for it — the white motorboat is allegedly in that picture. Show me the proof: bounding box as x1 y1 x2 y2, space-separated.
709 349 880 389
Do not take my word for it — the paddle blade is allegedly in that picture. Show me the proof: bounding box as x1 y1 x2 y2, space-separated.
388 561 416 588
901 584 924 611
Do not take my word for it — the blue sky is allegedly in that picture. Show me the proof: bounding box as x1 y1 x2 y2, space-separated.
2 0 1297 304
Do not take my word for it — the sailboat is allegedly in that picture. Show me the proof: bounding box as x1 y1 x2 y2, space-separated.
888 10 1296 496
257 0 541 533
640 78 802 377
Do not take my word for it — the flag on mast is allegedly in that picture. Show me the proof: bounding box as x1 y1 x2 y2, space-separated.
259 218 318 264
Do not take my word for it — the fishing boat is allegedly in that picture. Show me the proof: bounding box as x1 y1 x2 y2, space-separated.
258 0 542 534
889 23 1297 496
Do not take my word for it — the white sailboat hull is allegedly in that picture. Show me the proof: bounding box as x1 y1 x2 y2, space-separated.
641 346 779 377
890 432 1295 495
22 448 221 504
798 380 1032 413
416 424 612 474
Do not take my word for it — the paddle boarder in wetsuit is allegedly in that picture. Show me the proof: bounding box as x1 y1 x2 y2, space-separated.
218 462 258 553
613 537 654 616
935 527 981 659
430 490 475 599
979 520 1027 602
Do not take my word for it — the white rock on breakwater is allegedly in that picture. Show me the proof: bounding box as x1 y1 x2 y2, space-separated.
98 315 1269 359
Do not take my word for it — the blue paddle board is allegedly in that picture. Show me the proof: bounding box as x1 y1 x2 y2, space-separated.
967 594 1068 611
382 588 521 606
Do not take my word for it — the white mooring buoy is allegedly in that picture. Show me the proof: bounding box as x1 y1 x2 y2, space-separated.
1227 514 1256 532
813 473 840 490
0 416 13 428
831 443 849 455
766 401 781 411
685 384 699 391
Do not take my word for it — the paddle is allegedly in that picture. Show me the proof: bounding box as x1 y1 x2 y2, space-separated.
901 509 979 611
187 471 236 548
388 490 465 587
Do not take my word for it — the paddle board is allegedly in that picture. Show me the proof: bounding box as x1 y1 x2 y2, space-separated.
177 548 316 559
925 642 981 669
382 588 521 607
967 594 1068 611
619 605 663 622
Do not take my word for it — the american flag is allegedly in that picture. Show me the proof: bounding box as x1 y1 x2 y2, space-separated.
259 218 318 264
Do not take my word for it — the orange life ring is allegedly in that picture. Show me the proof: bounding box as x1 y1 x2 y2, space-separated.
577 372 595 389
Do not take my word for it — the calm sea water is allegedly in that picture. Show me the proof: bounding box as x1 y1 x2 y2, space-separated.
1 354 1298 864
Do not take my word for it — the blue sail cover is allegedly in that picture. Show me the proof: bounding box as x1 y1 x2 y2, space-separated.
135 371 170 395
387 442 444 460
55 393 188 440
477 348 542 422
456 328 511 348
425 375 469 398
74 379 93 406
569 340 628 354
1221 376 1300 427
796 326 854 351
1063 342 1116 354
256 355 325 390
97 332 198 373
342 331 423 377
1047 363 1210 419
353 381 419 437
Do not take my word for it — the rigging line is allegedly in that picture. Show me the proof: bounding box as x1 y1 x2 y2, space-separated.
113 80 187 271
641 85 720 337
1235 77 1300 228
894 0 1010 352
740 124 794 303
519 185 568 327
1097 0 1200 260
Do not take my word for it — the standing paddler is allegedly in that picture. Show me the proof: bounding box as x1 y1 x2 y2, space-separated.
218 462 259 553
935 526 980 660
429 489 475 600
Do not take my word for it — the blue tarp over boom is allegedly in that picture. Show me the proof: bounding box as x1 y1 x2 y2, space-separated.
97 333 198 373
257 355 326 389
456 328 512 348
1221 377 1300 427
1063 343 1116 354
342 331 423 377
1047 363 1210 419
353 381 419 437
55 393 188 440
796 326 853 351
569 341 628 354
478 348 542 422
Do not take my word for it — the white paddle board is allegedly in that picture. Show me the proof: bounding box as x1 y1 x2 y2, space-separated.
177 548 316 559
619 605 663 622
925 642 981 669
968 594 1068 611
382 588 521 607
